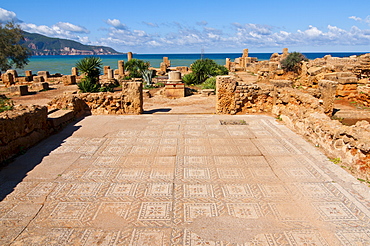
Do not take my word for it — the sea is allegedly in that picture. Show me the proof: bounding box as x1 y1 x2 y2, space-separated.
17 52 368 76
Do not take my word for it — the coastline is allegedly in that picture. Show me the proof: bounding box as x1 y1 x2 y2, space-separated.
18 52 369 75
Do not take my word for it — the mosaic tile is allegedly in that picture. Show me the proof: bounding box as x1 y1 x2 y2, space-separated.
138 202 172 221
129 228 171 246
145 183 173 197
184 203 218 222
227 203 262 219
184 184 214 198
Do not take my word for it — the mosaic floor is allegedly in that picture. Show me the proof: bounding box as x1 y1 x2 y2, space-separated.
1 114 370 245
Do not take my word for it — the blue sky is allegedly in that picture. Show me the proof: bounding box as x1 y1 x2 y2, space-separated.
1 0 370 53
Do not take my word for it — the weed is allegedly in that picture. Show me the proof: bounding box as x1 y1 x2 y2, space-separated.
329 157 341 164
0 96 14 113
357 178 370 184
276 115 282 121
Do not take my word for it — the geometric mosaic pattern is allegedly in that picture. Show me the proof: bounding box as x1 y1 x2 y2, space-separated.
2 114 370 245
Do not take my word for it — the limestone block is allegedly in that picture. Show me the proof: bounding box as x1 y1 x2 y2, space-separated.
6 70 18 79
1 73 14 87
33 76 45 83
30 82 49 91
242 48 249 58
104 66 110 75
47 109 74 128
318 80 338 115
270 80 293 88
127 52 133 61
37 71 50 80
337 84 357 91
118 60 125 75
336 72 354 77
16 77 31 83
201 89 215 97
308 66 325 76
165 83 185 98
216 76 236 114
323 73 337 81
62 75 76 85
167 71 182 83
71 67 78 76
269 62 279 72
337 77 357 84
107 69 114 80
8 85 28 95
25 70 32 77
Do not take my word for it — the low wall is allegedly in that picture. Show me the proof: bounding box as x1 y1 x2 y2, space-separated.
0 105 48 163
216 76 370 180
48 82 143 116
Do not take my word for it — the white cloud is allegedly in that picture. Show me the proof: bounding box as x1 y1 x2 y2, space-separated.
97 20 370 52
20 22 90 44
0 8 21 23
54 22 89 33
143 22 158 27
105 19 127 30
196 21 208 26
349 16 362 22
349 15 370 25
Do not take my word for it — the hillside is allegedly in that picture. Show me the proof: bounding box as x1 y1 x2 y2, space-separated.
21 32 122 56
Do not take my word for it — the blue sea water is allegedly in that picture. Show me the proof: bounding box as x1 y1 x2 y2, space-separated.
17 52 368 76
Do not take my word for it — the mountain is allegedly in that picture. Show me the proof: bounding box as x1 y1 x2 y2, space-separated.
21 32 122 56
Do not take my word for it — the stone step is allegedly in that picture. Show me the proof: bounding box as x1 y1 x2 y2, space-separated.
47 109 74 127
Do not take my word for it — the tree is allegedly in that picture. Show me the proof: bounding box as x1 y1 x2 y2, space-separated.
190 58 228 84
75 56 102 92
0 22 31 72
281 52 308 74
125 59 150 79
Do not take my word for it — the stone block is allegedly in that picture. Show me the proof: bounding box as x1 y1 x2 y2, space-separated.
308 66 325 76
336 72 354 77
164 83 185 98
8 85 28 95
201 89 215 97
270 80 293 88
104 66 110 75
337 77 357 84
1 73 14 87
33 76 45 82
6 70 18 78
127 52 133 61
337 84 357 91
47 109 74 128
71 67 78 76
62 75 76 85
318 80 338 115
118 60 125 75
323 73 337 80
30 82 49 91
37 71 50 80
25 70 32 77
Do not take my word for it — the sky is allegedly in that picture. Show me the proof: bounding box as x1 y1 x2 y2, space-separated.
1 0 370 54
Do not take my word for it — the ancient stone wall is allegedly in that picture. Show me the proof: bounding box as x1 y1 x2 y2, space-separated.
49 82 143 116
0 105 48 163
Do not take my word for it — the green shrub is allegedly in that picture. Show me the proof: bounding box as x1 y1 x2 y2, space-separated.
182 73 197 85
75 56 102 84
0 96 13 113
125 59 150 79
78 78 100 93
281 52 308 73
76 57 102 92
190 58 228 84
201 77 216 89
